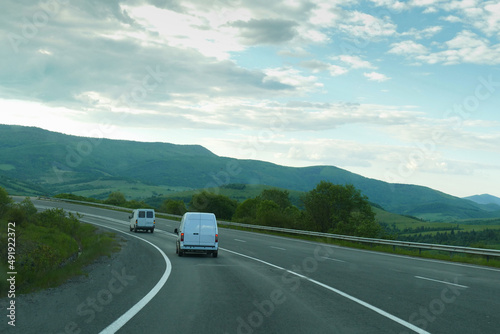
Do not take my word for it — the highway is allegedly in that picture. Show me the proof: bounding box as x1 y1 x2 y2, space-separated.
2 198 499 333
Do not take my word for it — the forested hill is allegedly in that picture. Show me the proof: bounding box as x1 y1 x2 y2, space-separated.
1 124 499 221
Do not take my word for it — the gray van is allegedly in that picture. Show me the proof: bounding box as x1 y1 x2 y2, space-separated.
129 209 155 233
174 212 218 257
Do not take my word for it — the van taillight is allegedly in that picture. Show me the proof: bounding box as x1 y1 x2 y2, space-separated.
154 220 156 225
181 233 184 242
215 234 218 242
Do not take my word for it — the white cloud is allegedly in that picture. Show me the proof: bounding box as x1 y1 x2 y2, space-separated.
416 30 500 65
335 55 376 69
338 11 397 39
400 26 442 39
388 40 428 55
299 60 349 76
440 15 462 23
363 72 391 82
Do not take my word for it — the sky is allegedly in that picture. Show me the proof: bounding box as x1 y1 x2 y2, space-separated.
1 0 500 198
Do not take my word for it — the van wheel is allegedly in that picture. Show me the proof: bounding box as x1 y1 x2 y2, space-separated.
129 226 133 232
134 225 137 233
151 228 154 233
212 251 218 258
178 249 184 257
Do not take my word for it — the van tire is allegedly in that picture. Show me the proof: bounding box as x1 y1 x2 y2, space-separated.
212 251 218 258
134 225 138 233
150 228 154 233
178 250 184 257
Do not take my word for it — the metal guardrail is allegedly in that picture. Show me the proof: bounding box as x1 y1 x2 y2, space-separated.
45 197 500 261
217 220 500 261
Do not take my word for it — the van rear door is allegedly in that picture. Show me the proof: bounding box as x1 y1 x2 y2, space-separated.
199 215 216 246
183 215 200 246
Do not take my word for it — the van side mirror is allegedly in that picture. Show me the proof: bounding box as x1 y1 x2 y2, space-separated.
174 228 178 235
128 215 132 219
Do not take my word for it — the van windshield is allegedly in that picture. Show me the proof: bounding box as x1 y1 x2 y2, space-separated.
139 211 145 218
147 211 154 218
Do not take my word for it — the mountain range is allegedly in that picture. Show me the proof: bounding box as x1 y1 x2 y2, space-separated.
1 124 499 221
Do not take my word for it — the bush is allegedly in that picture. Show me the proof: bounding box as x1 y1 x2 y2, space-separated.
160 199 187 215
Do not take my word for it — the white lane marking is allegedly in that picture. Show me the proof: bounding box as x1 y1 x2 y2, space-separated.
221 247 430 334
271 246 286 251
321 256 346 263
223 228 500 273
73 215 172 334
415 276 469 289
234 239 247 243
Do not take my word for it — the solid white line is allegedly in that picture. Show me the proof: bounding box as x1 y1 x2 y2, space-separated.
270 246 286 251
234 239 247 243
415 276 469 289
321 256 346 263
75 216 172 334
221 247 430 334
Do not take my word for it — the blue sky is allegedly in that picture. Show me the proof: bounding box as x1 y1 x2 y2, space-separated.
1 0 500 198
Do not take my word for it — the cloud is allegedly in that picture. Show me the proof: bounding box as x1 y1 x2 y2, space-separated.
230 18 299 45
416 30 500 65
363 72 391 82
400 26 442 39
388 40 428 55
335 55 376 69
440 15 462 23
299 60 349 76
337 11 398 40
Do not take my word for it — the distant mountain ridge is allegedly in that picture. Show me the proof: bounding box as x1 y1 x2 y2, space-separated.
1 124 499 221
464 194 500 207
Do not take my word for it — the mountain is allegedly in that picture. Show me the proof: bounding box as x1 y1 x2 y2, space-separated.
1 124 499 221
464 194 500 207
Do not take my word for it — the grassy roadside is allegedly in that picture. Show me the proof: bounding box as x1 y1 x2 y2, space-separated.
0 196 121 297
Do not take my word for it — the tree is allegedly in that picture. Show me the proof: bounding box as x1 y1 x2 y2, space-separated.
233 198 259 223
189 191 237 220
233 188 300 228
258 189 292 210
301 181 380 237
160 199 187 215
0 187 12 217
105 192 127 206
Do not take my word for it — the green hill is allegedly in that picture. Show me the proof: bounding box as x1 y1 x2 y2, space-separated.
1 124 499 221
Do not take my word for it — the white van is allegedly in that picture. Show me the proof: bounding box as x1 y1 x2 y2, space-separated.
174 212 218 257
129 209 155 233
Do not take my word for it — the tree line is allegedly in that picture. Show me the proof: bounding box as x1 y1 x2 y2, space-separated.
164 181 382 238
57 181 382 238
396 228 500 248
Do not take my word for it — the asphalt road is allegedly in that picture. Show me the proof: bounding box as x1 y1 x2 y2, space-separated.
1 198 499 333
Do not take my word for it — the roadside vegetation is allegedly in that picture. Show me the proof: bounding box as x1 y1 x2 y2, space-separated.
0 187 120 297
56 182 500 249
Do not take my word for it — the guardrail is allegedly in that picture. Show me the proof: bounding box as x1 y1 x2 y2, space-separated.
217 220 500 262
44 197 500 261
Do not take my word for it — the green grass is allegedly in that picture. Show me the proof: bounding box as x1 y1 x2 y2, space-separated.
0 209 121 297
54 179 191 201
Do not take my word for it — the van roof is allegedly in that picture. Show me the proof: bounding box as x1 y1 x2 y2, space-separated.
184 212 215 218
